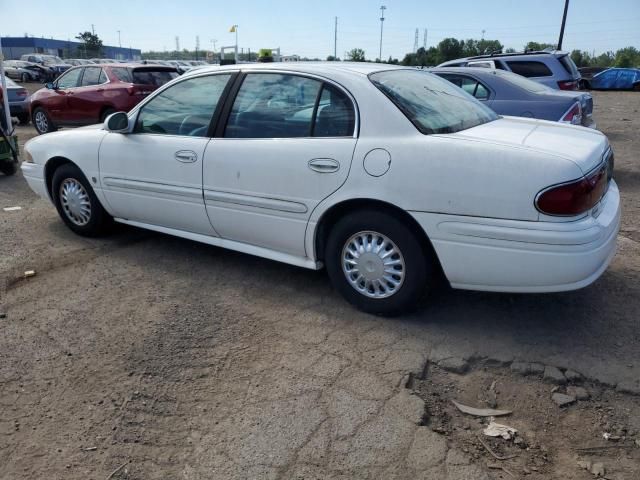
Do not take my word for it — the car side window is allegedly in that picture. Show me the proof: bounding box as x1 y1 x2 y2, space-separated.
80 67 104 86
111 67 132 82
506 61 553 77
438 74 490 100
313 84 355 137
134 74 231 137
56 68 83 89
225 73 323 138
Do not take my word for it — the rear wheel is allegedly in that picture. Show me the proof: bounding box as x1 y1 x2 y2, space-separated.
0 160 19 176
325 210 433 315
52 163 112 236
32 107 57 134
100 108 116 123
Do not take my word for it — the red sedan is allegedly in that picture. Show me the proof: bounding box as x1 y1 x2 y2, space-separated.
30 63 179 134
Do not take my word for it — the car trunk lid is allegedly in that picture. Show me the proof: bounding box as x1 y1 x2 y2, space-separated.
449 117 607 174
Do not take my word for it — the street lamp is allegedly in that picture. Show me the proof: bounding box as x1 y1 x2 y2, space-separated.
379 5 386 62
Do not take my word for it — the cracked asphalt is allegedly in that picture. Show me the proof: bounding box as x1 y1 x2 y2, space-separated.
1 91 639 479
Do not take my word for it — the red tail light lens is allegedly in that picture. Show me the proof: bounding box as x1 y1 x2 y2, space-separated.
17 90 28 97
558 80 578 90
536 163 609 216
560 102 582 125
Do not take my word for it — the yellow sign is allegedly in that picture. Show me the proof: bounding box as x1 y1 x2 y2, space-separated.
229 25 237 33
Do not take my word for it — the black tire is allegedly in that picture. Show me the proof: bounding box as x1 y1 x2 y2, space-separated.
32 107 57 134
51 163 112 236
325 209 433 315
0 160 19 176
17 113 30 125
100 108 116 123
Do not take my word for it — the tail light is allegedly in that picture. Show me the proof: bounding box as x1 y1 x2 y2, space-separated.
560 102 582 125
535 162 609 216
558 80 578 90
16 90 28 98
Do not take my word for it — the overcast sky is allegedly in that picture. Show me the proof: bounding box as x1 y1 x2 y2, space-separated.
2 0 639 59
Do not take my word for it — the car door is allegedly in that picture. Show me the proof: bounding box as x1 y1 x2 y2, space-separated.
99 72 234 235
202 72 358 257
47 67 83 123
68 66 108 123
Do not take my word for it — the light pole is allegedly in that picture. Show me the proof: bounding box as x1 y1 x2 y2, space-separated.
117 30 121 48
379 5 386 62
558 0 570 50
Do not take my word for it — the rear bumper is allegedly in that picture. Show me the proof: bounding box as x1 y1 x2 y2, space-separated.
410 181 620 292
9 99 30 115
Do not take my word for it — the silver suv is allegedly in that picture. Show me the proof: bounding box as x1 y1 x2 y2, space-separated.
438 50 581 91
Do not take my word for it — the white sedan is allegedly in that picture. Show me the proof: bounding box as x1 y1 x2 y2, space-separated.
21 63 620 315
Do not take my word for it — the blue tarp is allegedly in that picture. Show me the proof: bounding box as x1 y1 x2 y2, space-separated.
591 68 640 90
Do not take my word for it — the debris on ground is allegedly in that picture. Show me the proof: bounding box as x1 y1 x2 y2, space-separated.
590 462 606 477
3 206 22 211
543 365 567 385
24 270 36 278
567 386 590 400
451 399 512 417
552 392 577 407
602 432 621 441
483 419 518 440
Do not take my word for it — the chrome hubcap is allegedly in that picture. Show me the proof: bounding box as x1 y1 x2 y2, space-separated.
60 178 91 226
342 231 405 299
35 111 48 132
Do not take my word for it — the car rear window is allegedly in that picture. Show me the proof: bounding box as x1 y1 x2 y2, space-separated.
494 70 551 93
558 55 579 77
506 61 553 77
132 69 179 86
111 67 132 82
370 69 498 135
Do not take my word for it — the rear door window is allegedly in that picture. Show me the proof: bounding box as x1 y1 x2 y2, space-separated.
131 69 179 86
313 84 355 137
558 55 579 77
437 74 490 100
111 67 132 82
506 61 553 77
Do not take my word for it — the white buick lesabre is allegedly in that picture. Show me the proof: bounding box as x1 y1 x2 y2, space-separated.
21 63 620 314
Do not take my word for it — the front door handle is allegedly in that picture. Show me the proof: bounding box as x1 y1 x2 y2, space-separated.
175 150 198 163
308 158 340 173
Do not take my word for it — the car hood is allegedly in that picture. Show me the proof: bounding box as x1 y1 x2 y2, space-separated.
445 116 607 174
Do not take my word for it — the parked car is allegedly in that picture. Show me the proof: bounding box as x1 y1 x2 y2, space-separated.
65 59 97 66
578 66 608 89
21 64 619 314
438 50 581 90
3 60 42 82
7 60 52 82
30 63 179 134
1 76 31 124
587 68 640 90
20 54 71 80
166 60 193 74
433 67 596 128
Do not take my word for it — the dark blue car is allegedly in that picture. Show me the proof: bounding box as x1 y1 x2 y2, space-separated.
587 68 640 90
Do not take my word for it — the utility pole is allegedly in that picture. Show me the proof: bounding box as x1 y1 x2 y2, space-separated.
481 29 485 40
413 29 419 53
379 5 386 62
423 28 427 49
334 17 338 59
91 24 95 35
117 30 121 48
558 0 570 50
195 35 200 60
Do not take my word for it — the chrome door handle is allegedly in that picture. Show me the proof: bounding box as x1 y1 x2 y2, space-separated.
308 158 340 173
174 150 197 163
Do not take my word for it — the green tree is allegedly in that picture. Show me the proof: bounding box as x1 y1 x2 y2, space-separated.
524 41 556 52
326 55 340 61
437 38 464 62
75 31 103 58
505 48 516 53
570 49 592 67
347 48 366 62
614 46 640 67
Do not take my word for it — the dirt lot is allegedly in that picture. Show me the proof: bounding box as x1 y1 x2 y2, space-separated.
1 89 639 479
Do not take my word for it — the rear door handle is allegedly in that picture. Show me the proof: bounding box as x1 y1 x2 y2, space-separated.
308 158 340 173
175 150 198 163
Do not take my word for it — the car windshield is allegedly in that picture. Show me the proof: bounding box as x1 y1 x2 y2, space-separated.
370 69 498 135
493 69 552 93
44 55 64 63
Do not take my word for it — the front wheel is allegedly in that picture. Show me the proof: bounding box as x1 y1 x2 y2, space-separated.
52 163 112 236
325 210 433 315
32 107 57 134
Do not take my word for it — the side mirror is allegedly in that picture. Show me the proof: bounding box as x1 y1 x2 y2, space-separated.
104 111 130 133
45 82 55 89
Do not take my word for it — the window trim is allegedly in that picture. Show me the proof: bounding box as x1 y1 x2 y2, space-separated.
130 71 239 139
216 70 359 140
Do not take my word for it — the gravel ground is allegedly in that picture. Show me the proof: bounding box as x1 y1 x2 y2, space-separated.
0 90 639 479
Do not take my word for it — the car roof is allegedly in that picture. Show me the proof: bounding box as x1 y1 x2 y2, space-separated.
181 62 411 78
